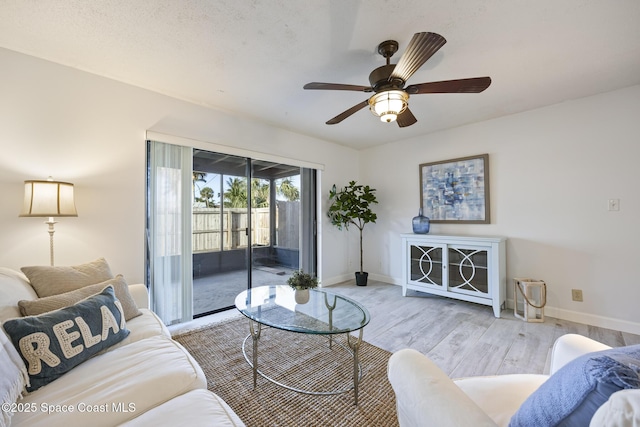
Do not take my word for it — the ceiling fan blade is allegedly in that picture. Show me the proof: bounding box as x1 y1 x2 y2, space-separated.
304 82 372 92
326 100 369 125
390 32 446 83
397 108 417 128
406 77 492 94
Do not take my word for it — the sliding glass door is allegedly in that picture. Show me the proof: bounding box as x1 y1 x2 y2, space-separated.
192 151 315 317
191 151 250 317
147 140 316 324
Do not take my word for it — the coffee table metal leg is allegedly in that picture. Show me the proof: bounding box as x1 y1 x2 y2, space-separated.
241 326 365 402
347 328 364 405
249 319 261 389
324 293 337 349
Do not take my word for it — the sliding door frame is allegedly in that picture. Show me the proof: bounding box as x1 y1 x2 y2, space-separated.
146 131 324 321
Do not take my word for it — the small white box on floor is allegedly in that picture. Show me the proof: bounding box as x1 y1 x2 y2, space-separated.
514 278 546 322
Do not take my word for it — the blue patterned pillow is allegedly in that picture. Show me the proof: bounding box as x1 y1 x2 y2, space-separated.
510 344 640 427
1 286 129 392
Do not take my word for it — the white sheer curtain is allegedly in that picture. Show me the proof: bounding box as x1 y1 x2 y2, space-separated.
147 141 193 325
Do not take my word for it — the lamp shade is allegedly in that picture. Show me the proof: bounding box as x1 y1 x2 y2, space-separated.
20 180 78 217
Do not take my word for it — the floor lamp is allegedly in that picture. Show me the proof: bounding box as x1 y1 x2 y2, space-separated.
19 178 78 266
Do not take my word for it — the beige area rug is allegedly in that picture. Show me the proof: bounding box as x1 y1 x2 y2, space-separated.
174 316 399 427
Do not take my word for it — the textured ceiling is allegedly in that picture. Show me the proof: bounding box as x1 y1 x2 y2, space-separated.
1 0 639 149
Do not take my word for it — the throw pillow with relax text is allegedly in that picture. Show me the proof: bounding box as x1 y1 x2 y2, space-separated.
1 286 130 392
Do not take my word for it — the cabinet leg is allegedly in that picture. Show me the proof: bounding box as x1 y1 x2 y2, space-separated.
493 304 501 318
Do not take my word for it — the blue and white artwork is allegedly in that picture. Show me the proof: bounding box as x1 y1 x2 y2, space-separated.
420 154 489 223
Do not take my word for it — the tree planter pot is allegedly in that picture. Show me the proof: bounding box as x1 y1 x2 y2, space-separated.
355 272 368 286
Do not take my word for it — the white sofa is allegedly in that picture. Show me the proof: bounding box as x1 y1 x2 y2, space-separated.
0 267 244 427
388 334 640 427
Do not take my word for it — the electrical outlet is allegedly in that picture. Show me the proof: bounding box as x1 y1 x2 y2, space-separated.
571 289 583 302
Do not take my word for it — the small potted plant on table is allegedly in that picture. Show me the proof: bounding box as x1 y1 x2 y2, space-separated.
327 181 378 286
287 270 319 304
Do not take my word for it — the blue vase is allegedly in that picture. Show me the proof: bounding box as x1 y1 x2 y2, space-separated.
412 208 430 234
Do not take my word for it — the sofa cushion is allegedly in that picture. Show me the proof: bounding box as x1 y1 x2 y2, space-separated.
18 275 141 321
104 308 171 352
456 374 548 427
12 336 206 427
2 286 129 392
21 257 114 298
510 344 640 427
120 389 245 427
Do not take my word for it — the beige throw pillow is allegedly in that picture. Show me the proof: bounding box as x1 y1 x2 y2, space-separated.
21 257 114 298
18 275 142 321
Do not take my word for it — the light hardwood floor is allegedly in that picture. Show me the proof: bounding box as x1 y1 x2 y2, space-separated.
327 280 640 378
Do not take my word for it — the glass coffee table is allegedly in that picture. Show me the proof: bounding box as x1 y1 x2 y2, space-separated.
235 285 370 405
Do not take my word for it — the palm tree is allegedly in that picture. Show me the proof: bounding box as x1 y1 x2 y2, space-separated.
192 171 207 203
251 179 270 208
277 177 300 201
224 177 247 208
223 177 271 208
199 187 215 207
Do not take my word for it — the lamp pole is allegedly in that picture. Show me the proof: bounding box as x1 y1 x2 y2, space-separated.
46 217 57 266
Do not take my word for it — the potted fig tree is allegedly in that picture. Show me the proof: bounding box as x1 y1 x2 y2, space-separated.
327 181 378 286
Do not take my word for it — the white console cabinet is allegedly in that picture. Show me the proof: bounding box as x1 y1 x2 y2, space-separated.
401 233 506 317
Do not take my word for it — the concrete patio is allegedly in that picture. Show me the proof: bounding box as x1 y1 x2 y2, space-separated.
193 266 296 316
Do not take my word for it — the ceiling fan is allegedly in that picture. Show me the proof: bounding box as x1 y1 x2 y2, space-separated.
303 32 491 127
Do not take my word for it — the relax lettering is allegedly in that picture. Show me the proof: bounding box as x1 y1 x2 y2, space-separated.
18 302 126 375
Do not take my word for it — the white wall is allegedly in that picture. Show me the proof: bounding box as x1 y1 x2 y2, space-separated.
360 85 640 333
0 48 359 284
2 47 639 333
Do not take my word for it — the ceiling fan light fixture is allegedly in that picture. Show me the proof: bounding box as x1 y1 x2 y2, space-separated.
369 90 409 123
304 32 491 127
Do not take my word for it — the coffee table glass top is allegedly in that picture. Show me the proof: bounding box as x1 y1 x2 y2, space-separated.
235 285 370 334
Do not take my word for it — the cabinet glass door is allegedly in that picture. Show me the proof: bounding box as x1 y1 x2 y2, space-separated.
408 244 445 287
447 246 489 296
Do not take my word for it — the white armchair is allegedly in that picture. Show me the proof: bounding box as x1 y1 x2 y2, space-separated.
387 334 638 427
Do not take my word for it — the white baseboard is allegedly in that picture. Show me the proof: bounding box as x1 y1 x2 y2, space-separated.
320 274 354 287
320 273 401 287
545 306 640 336
368 273 402 286
506 298 640 336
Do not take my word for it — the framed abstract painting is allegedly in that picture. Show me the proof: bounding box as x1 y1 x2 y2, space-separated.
419 154 490 224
